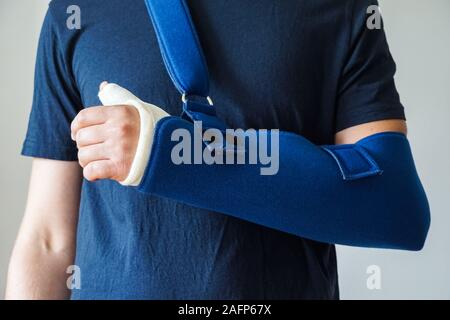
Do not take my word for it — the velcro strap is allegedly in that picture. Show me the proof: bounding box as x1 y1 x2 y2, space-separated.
321 144 383 180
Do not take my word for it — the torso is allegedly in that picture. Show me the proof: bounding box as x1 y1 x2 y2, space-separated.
50 0 350 299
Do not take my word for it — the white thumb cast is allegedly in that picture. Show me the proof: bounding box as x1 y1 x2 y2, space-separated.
98 83 170 186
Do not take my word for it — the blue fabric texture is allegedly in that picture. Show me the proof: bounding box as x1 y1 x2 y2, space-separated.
22 0 410 299
144 0 210 96
140 0 430 248
138 117 430 250
181 100 227 131
139 0 429 249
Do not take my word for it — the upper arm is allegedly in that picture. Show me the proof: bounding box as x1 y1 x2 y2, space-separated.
22 7 81 162
18 5 84 248
335 1 406 138
16 159 82 252
335 119 407 145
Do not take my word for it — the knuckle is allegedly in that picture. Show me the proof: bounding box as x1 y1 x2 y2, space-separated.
92 162 102 176
113 105 128 118
76 129 85 142
115 140 130 154
70 119 77 132
77 149 86 167
77 110 87 124
119 105 139 122
117 122 132 137
121 105 134 117
83 165 95 181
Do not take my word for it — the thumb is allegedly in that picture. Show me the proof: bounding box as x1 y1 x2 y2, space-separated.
98 82 142 106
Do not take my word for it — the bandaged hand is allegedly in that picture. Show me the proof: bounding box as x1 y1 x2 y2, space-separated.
71 82 169 185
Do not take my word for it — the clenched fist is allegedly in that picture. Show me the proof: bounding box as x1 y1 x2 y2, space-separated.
71 82 169 185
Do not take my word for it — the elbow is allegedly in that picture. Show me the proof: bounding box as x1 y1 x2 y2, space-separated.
392 197 431 251
405 209 430 251
400 222 429 251
380 214 430 251
405 185 431 251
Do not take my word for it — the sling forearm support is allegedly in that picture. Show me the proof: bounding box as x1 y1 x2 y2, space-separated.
137 116 430 250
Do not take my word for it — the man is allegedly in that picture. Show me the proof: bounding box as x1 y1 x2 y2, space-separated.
6 0 426 299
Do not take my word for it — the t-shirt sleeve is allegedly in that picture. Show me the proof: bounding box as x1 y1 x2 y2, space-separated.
21 7 82 161
336 0 405 132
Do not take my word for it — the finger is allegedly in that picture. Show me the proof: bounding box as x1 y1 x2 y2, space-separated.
71 107 108 140
75 124 109 148
78 143 110 168
98 82 141 106
83 160 116 181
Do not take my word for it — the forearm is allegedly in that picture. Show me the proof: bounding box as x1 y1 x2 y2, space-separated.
6 159 81 300
137 116 430 250
74 84 430 249
6 239 75 300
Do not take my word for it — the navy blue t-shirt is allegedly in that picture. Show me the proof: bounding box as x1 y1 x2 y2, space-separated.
22 0 405 299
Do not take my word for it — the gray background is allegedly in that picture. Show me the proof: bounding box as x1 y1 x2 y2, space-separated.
0 0 449 299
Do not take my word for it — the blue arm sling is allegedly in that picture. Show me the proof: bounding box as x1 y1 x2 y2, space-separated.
140 0 430 250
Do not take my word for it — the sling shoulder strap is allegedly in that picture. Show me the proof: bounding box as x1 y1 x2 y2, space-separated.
144 0 210 100
144 0 226 131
